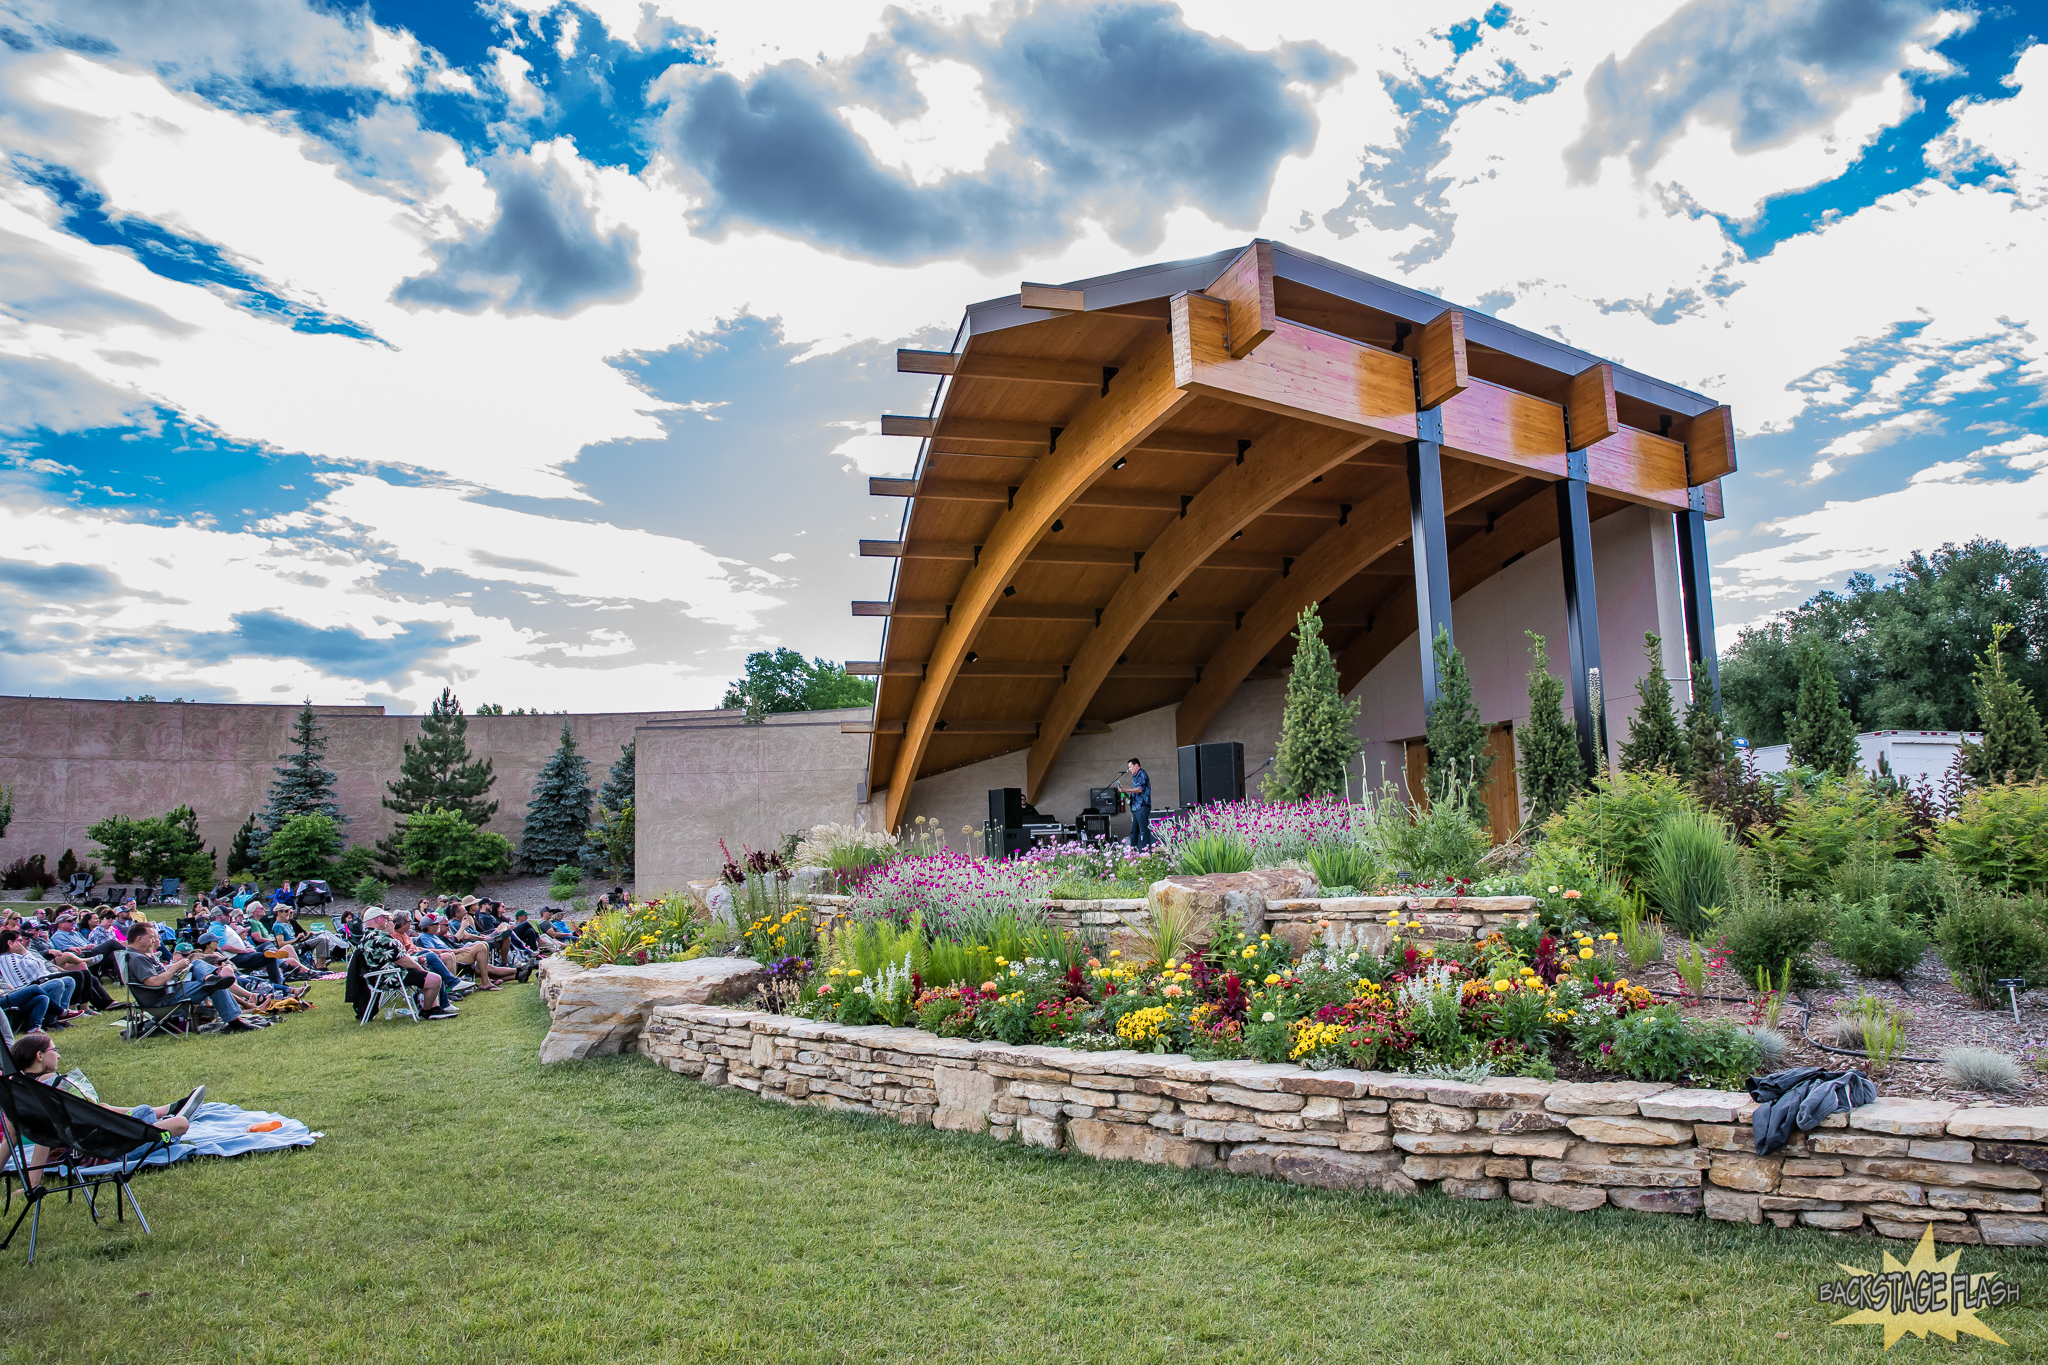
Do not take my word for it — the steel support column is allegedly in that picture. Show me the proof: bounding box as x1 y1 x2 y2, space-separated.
1675 490 1719 706
1406 405 1454 708
1556 465 1605 774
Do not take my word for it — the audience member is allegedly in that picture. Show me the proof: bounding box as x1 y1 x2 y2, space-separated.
0 928 78 1030
355 909 456 1021
5 1031 201 1184
120 921 265 1033
198 907 288 989
413 914 515 991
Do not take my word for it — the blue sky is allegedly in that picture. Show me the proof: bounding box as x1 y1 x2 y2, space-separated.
0 0 2041 713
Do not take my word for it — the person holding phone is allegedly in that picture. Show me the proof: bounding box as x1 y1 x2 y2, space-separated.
5 1032 202 1186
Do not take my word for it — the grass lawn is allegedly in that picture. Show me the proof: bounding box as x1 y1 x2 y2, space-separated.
5 982 2045 1364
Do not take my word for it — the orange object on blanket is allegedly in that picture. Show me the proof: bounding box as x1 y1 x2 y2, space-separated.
247 1120 283 1133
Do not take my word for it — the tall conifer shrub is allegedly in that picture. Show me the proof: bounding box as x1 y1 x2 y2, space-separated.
1424 627 1493 822
520 722 594 873
252 700 347 868
1618 634 1688 776
1265 603 1361 800
1960 623 2047 784
1786 642 1858 775
377 687 497 871
1517 632 1586 825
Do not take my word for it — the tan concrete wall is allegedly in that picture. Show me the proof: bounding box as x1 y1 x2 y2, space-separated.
0 696 690 874
634 707 873 896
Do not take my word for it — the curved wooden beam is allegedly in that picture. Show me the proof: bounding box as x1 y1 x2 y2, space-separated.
882 332 1192 831
1023 424 1373 801
1174 459 1523 748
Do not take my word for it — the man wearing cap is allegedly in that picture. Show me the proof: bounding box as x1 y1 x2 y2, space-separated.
48 909 121 966
415 914 516 991
198 907 288 990
354 909 456 1020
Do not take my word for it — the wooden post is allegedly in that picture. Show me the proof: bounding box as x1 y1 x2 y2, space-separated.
1555 465 1605 774
1406 407 1454 708
1677 490 1719 705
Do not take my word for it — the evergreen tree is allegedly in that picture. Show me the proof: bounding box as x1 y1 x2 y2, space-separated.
1424 627 1493 821
377 687 498 871
1618 634 1688 775
1959 623 2047 784
252 700 347 866
519 721 593 873
1263 603 1362 800
1516 632 1587 824
1785 640 1859 775
226 813 258 876
1682 660 1738 797
584 741 636 876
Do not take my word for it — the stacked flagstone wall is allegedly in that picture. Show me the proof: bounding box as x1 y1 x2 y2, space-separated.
635 1002 2048 1247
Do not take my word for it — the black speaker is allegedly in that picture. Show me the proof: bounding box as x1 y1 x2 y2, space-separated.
1177 741 1245 806
1200 741 1245 803
989 787 1025 830
1088 786 1124 814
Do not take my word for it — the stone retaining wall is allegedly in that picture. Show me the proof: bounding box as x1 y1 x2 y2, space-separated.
763 891 1540 959
636 1003 2048 1248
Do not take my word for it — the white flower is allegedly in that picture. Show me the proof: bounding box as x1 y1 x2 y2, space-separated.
1261 1011 1276 1023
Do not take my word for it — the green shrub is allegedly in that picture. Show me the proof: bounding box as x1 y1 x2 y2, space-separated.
1306 837 1379 894
1523 840 1633 929
1938 782 2048 893
1388 780 1488 882
1828 896 1928 979
1885 857 1951 926
1606 1009 1762 1086
335 844 377 886
1721 887 1834 987
399 807 514 895
1175 831 1253 876
1935 888 2048 1007
264 813 340 882
1543 769 1697 890
1645 809 1734 937
549 862 586 897
352 875 389 907
1750 776 1912 895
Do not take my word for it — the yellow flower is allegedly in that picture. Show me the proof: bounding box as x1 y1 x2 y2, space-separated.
1109 949 1121 957
1603 933 1618 941
1493 979 1509 991
1520 966 1536 975
1242 946 1256 959
849 969 864 977
1263 974 1280 985
1259 934 1271 941
1578 947 1594 959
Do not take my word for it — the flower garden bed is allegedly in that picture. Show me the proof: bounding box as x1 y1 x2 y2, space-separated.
628 999 2048 1247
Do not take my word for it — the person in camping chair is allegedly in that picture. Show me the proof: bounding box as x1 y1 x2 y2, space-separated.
5 1031 203 1186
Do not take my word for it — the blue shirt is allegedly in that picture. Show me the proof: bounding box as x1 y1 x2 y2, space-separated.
1129 766 1151 807
49 929 90 953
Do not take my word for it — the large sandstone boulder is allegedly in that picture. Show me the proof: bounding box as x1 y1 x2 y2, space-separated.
1145 868 1319 950
539 958 768 1064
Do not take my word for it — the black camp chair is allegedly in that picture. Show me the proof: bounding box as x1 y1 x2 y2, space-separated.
0 1073 168 1264
114 953 208 1042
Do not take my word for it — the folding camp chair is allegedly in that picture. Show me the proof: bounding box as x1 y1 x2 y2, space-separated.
0 1073 168 1265
113 953 206 1042
353 953 424 1025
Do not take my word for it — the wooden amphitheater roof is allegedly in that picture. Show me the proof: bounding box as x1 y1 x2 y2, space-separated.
850 241 1734 830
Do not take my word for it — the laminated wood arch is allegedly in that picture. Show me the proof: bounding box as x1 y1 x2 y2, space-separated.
856 241 1733 830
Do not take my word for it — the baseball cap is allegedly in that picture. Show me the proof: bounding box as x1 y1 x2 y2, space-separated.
364 907 393 923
